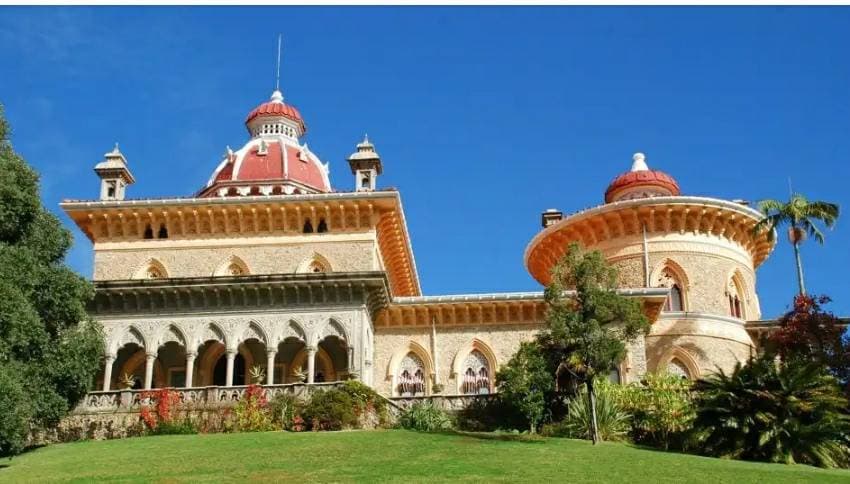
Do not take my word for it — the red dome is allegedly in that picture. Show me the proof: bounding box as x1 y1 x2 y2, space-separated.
245 101 306 134
199 139 331 197
605 168 680 203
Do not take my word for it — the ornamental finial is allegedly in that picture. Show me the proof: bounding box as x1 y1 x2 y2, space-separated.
631 152 649 172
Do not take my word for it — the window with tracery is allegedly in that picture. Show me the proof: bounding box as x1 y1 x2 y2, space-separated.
656 266 685 312
461 350 491 395
227 263 245 276
397 352 426 397
727 278 744 319
308 260 326 273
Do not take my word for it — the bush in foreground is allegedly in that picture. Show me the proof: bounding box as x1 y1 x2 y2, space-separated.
615 372 695 450
302 388 358 431
543 379 628 441
693 355 850 468
399 402 453 432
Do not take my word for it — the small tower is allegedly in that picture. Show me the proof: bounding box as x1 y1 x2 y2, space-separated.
347 135 382 192
94 143 135 201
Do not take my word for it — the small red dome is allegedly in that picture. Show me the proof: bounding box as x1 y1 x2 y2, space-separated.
604 154 680 203
245 100 306 134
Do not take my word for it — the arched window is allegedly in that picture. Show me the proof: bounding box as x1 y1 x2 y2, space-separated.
608 366 621 384
655 264 687 312
303 219 314 233
157 224 168 239
317 219 328 233
461 350 491 395
397 352 426 397
227 263 245 276
308 261 326 273
667 284 683 312
361 174 371 189
727 275 746 319
143 224 154 240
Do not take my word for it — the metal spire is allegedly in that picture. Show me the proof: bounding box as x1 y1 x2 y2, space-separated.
275 34 282 92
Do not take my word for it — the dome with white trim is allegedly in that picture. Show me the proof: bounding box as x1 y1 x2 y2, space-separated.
198 90 331 198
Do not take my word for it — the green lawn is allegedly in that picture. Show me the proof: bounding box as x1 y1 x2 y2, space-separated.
2 430 848 483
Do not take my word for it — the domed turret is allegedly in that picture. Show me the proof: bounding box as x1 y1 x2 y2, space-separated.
604 153 680 203
198 90 331 198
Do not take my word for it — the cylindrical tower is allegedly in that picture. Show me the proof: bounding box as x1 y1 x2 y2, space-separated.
525 153 775 378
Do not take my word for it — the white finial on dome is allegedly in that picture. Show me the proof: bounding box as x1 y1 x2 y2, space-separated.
270 89 284 104
631 152 649 172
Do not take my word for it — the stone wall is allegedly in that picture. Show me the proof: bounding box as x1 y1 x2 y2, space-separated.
92 236 378 280
372 324 541 396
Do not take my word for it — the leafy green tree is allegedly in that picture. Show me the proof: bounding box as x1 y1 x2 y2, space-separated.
496 342 553 434
693 355 850 468
753 194 839 295
0 105 103 456
538 242 649 444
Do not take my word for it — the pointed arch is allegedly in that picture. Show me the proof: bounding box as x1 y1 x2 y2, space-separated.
317 318 348 344
213 255 250 277
239 321 268 347
387 341 434 397
657 346 701 380
296 253 332 274
156 324 188 350
451 338 498 394
196 322 227 351
112 325 147 354
726 269 748 319
651 259 689 312
279 319 307 344
133 258 169 279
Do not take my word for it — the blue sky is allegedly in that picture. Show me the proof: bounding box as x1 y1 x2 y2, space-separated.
1 6 848 318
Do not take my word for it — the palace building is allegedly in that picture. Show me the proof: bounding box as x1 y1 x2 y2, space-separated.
61 82 776 401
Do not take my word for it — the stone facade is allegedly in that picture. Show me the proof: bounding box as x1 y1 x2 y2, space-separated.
60 87 778 421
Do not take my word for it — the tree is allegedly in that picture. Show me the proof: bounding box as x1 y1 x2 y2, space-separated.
0 105 103 456
769 294 850 396
753 194 839 295
537 242 649 444
496 342 553 434
693 355 850 468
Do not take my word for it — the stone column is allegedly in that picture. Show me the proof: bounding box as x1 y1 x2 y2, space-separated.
144 353 156 390
185 352 196 388
102 354 115 392
266 348 277 385
306 346 316 384
225 350 236 387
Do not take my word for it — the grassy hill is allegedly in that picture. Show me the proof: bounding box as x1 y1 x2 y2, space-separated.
2 430 848 482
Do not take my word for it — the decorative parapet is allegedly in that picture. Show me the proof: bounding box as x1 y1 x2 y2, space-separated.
60 190 421 297
525 196 776 286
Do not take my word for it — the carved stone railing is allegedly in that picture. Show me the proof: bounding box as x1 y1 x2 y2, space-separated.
73 383 343 414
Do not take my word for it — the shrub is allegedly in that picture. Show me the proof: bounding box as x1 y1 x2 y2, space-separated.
496 342 553 434
139 388 181 432
455 395 527 432
561 379 629 441
399 402 453 432
148 419 197 435
232 384 274 432
615 372 695 450
338 380 389 427
693 355 850 468
268 393 304 431
302 388 357 431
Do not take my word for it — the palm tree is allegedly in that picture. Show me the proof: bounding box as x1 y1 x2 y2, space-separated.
753 194 839 295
